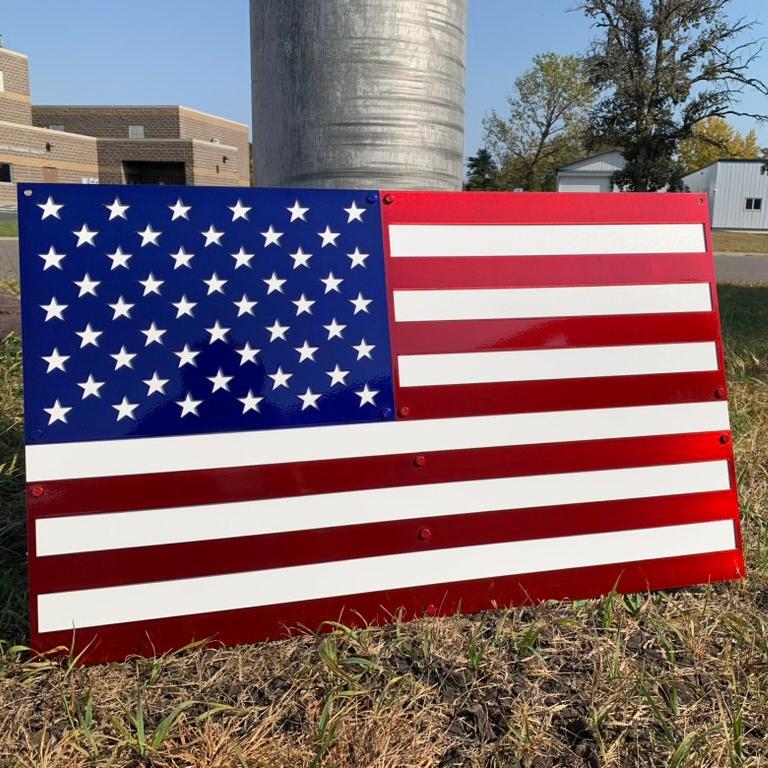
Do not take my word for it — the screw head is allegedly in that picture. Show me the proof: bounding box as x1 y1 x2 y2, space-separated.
425 604 437 617
413 455 426 467
30 485 44 498
23 189 32 197
29 428 43 440
383 193 395 205
418 526 432 541
719 434 730 444
381 407 393 419
715 387 726 399
399 406 410 417
366 192 378 204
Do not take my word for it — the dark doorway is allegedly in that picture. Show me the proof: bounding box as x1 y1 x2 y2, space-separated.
122 161 186 185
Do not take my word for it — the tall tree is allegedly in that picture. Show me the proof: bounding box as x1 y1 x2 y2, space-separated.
678 117 760 172
581 0 768 191
465 148 498 190
483 53 594 191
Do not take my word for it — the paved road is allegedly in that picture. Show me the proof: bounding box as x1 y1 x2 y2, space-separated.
1 240 768 336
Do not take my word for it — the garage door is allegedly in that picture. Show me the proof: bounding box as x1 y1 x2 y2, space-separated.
557 174 611 193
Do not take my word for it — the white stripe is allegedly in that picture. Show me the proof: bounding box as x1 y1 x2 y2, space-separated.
36 460 731 556
398 342 718 387
393 283 712 322
26 401 730 482
388 223 706 257
37 519 735 632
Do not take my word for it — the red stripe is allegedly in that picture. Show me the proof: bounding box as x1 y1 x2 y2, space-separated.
380 191 711 225
28 431 731 517
387 255 714 289
30 549 742 665
30 490 737 593
392 313 719 355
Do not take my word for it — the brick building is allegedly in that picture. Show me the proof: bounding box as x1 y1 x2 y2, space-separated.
0 44 249 207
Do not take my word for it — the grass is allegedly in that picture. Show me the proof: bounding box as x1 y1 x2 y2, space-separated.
711 229 768 254
0 221 18 238
2 284 768 766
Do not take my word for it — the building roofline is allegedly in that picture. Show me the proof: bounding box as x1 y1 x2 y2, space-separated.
682 157 767 177
0 47 28 59
32 104 248 129
95 137 240 151
556 148 623 172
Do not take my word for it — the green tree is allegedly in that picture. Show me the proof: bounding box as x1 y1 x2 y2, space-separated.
581 0 768 191
679 117 760 173
483 53 595 191
465 148 498 190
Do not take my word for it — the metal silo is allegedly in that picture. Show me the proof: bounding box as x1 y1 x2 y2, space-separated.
249 0 467 190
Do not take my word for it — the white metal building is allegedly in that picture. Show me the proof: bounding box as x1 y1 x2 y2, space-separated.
682 160 768 230
556 149 625 192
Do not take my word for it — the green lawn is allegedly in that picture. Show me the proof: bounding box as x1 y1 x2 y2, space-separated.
2 285 768 766
711 229 768 254
0 220 18 238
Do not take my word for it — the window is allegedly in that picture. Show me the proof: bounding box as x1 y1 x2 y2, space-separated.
746 197 763 211
0 163 11 183
0 70 4 92
49 124 65 132
128 125 145 139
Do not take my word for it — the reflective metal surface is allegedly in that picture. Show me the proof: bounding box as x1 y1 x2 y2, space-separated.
250 0 467 190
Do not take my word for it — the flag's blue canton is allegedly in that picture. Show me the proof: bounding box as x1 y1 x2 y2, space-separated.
19 184 395 445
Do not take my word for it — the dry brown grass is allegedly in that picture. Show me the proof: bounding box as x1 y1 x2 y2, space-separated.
711 230 768 254
2 283 768 767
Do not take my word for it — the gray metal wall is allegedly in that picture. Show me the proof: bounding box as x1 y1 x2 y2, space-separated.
250 0 467 190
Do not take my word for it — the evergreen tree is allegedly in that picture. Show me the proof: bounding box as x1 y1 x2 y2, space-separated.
465 148 498 190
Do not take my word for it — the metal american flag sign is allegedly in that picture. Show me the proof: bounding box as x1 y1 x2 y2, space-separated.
18 184 742 663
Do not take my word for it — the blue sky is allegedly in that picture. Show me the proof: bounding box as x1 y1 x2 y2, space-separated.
3 0 767 164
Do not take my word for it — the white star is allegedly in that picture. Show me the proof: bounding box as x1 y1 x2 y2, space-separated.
344 201 366 222
297 387 321 411
205 320 231 344
286 199 309 222
141 321 166 346
174 343 201 368
203 272 227 294
261 225 283 247
229 199 251 221
347 247 369 269
74 273 100 297
172 295 197 318
77 374 105 399
73 223 98 247
170 246 194 269
238 389 263 414
108 295 134 320
320 271 343 294
295 339 319 362
326 364 350 387
38 196 63 220
350 293 372 314
201 224 224 247
113 396 139 421
107 246 132 270
75 323 102 348
41 297 67 321
353 338 375 360
169 198 191 221
266 319 290 341
289 247 312 269
292 293 315 315
268 366 292 389
111 346 137 370
323 318 346 340
231 246 255 269
207 367 234 392
44 399 71 424
39 246 66 271
105 197 129 220
355 383 379 406
176 393 203 418
139 273 163 296
42 348 69 373
318 226 340 247
138 224 161 247
143 371 169 396
233 294 257 317
235 341 261 365
263 272 286 294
